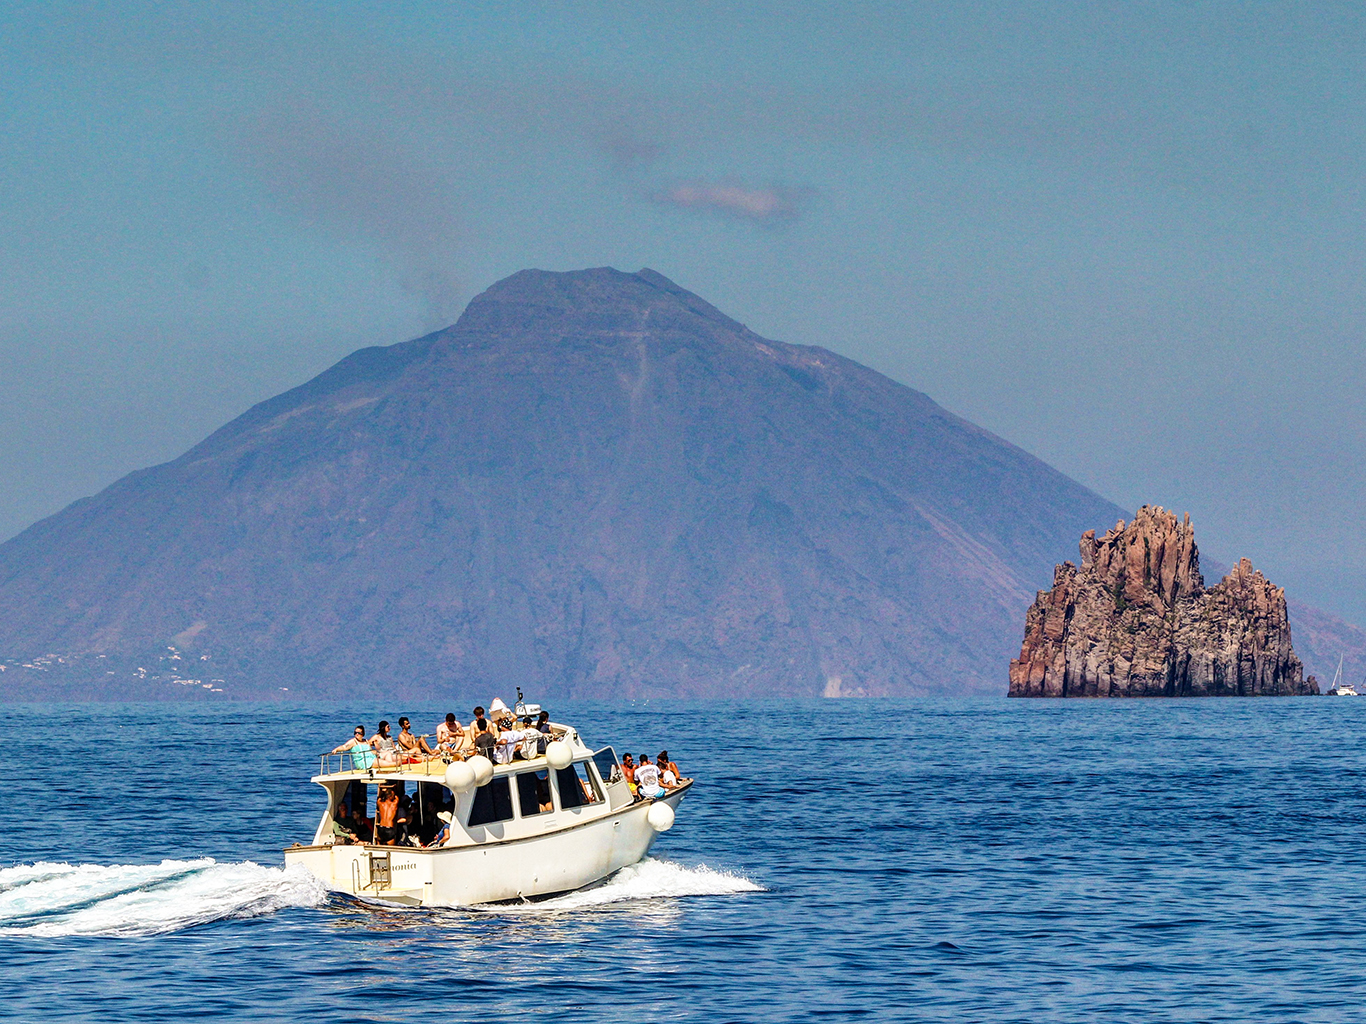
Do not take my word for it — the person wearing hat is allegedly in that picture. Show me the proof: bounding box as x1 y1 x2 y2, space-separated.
488 697 516 730
428 810 454 847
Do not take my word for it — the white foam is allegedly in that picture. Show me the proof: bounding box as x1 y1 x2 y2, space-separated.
0 858 326 938
498 858 764 913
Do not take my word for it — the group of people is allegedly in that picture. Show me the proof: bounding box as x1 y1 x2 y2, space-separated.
330 698 559 769
621 751 686 800
331 782 454 848
325 704 688 847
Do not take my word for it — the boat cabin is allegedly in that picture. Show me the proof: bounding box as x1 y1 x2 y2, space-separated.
308 725 632 850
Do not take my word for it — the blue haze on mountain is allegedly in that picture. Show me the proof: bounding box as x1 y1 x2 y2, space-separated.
0 268 1137 698
2 5 1366 633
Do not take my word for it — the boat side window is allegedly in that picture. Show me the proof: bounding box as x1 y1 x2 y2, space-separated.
592 747 621 785
556 762 603 809
515 770 552 817
467 777 514 827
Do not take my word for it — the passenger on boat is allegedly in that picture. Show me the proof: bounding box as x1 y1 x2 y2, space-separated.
431 713 467 756
396 793 414 845
396 718 424 763
331 799 360 844
658 751 684 787
494 723 539 764
417 787 444 845
430 810 453 847
332 726 368 755
375 784 400 845
621 753 637 794
466 706 486 744
634 754 665 799
470 715 496 760
516 716 540 759
488 697 513 725
332 726 377 770
369 721 401 766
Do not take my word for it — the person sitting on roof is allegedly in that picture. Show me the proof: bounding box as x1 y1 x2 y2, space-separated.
469 713 496 760
493 722 539 764
634 753 665 799
488 697 513 724
466 706 488 746
332 725 373 768
533 710 556 755
516 716 540 759
370 721 400 767
429 713 467 757
396 718 424 763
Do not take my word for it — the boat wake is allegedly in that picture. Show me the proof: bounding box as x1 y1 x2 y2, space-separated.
500 858 764 913
0 857 758 936
0 859 327 938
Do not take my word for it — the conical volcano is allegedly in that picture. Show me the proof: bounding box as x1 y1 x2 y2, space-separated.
0 267 1126 698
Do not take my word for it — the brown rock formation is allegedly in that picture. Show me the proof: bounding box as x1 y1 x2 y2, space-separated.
1008 506 1319 697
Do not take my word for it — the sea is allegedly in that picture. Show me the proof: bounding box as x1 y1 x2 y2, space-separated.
2 697 1364 1022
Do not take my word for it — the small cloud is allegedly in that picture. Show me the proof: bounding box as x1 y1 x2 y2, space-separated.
653 181 809 222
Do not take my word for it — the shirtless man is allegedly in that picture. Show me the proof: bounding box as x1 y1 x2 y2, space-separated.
428 713 466 756
465 707 486 747
621 753 637 795
375 785 400 845
396 718 423 762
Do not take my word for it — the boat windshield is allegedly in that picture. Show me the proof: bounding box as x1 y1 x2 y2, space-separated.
592 746 619 784
556 762 603 809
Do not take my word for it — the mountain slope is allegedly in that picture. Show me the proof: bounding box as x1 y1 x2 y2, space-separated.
1 267 1151 698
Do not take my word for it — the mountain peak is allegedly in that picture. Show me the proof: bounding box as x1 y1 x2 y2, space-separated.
453 266 744 338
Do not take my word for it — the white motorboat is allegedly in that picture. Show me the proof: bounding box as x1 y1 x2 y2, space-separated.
1326 655 1360 696
284 719 690 906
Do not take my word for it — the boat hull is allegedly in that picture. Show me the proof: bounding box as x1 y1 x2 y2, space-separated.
285 788 687 906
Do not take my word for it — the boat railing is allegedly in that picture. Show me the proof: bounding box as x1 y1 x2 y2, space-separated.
315 751 455 777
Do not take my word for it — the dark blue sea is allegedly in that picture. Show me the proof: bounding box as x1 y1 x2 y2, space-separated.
3 698 1364 1022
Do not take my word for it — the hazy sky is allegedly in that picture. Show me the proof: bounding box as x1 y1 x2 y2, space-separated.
3 2 1365 622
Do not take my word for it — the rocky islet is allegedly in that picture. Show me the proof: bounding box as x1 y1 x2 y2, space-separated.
1008 506 1318 697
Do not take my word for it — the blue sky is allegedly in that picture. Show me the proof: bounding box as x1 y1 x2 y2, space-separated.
3 2 1366 622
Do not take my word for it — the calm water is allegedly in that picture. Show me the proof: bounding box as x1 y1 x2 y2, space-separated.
3 698 1365 1022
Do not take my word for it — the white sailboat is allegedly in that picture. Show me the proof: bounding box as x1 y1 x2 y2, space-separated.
1326 655 1360 696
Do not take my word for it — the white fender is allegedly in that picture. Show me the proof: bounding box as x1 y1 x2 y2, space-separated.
545 740 574 770
646 801 675 832
443 760 476 794
466 755 494 787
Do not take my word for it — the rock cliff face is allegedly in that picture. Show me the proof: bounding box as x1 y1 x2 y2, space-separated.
1008 506 1319 697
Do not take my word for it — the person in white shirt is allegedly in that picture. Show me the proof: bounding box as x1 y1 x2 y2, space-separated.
494 725 538 764
633 753 664 798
